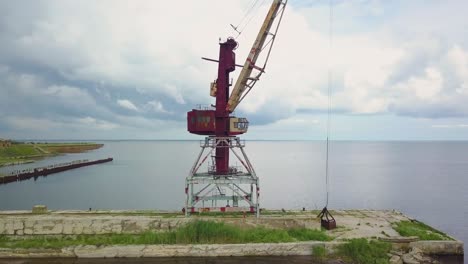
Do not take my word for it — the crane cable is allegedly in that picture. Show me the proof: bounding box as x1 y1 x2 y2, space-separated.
231 0 259 35
231 0 267 38
238 0 261 26
317 0 336 229
325 0 334 208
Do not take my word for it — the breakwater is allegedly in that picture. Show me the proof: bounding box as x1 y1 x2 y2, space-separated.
0 158 113 185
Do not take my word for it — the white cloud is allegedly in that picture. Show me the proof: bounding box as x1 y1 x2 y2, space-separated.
447 45 468 97
393 67 443 101
117 99 139 111
1 0 253 105
5 116 60 131
4 0 468 119
145 100 169 114
77 117 118 130
456 82 468 95
5 116 118 132
2 1 468 139
448 45 468 79
43 85 95 104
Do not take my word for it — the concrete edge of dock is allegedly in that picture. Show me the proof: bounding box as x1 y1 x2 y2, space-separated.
0 209 463 258
0 240 463 258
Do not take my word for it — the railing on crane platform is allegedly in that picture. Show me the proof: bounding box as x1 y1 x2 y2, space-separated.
201 137 246 148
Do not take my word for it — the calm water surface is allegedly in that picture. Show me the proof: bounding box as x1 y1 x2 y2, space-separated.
0 141 467 261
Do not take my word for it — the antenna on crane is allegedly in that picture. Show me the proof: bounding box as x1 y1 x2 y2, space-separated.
230 24 241 35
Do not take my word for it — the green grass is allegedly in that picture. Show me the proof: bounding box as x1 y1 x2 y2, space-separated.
0 156 38 167
336 238 391 264
0 142 103 166
0 144 44 166
35 142 97 146
394 220 452 241
0 145 39 158
0 220 332 249
287 228 332 241
33 143 102 148
312 245 326 259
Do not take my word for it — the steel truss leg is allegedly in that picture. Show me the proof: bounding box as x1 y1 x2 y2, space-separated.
185 136 259 217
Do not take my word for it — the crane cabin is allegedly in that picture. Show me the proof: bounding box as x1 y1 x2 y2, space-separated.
187 110 249 136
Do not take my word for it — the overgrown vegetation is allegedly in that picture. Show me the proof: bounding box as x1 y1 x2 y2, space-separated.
312 245 326 260
0 144 39 157
287 228 331 242
336 238 391 264
36 143 103 154
0 144 40 167
394 220 452 241
0 142 103 167
0 220 331 249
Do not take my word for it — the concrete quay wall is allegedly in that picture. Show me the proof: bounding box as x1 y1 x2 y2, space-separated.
0 213 319 236
410 241 464 255
0 241 463 259
0 241 343 258
0 210 462 258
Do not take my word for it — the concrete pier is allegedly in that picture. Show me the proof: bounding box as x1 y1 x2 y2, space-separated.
0 209 463 259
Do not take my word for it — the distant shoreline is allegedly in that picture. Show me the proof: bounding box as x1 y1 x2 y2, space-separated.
0 142 103 168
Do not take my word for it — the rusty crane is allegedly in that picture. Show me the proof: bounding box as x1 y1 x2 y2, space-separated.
185 0 287 217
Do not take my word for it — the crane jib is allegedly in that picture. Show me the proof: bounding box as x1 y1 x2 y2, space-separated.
226 0 287 113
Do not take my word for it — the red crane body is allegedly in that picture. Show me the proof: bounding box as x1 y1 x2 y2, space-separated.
213 39 237 174
187 39 240 174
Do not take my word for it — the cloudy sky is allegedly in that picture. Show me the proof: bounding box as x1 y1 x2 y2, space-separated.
1 0 468 140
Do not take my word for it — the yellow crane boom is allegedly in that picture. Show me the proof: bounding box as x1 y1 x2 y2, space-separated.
226 0 287 113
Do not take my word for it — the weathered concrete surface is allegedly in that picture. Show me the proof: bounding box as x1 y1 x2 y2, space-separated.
0 241 461 259
31 205 47 214
0 209 463 259
0 211 322 236
410 240 464 255
327 209 409 240
0 209 410 238
74 245 146 258
0 247 74 258
0 242 344 258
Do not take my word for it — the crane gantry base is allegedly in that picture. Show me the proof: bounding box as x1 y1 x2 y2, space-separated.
184 136 259 217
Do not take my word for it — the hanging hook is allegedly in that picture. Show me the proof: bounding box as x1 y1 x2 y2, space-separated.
317 207 336 230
